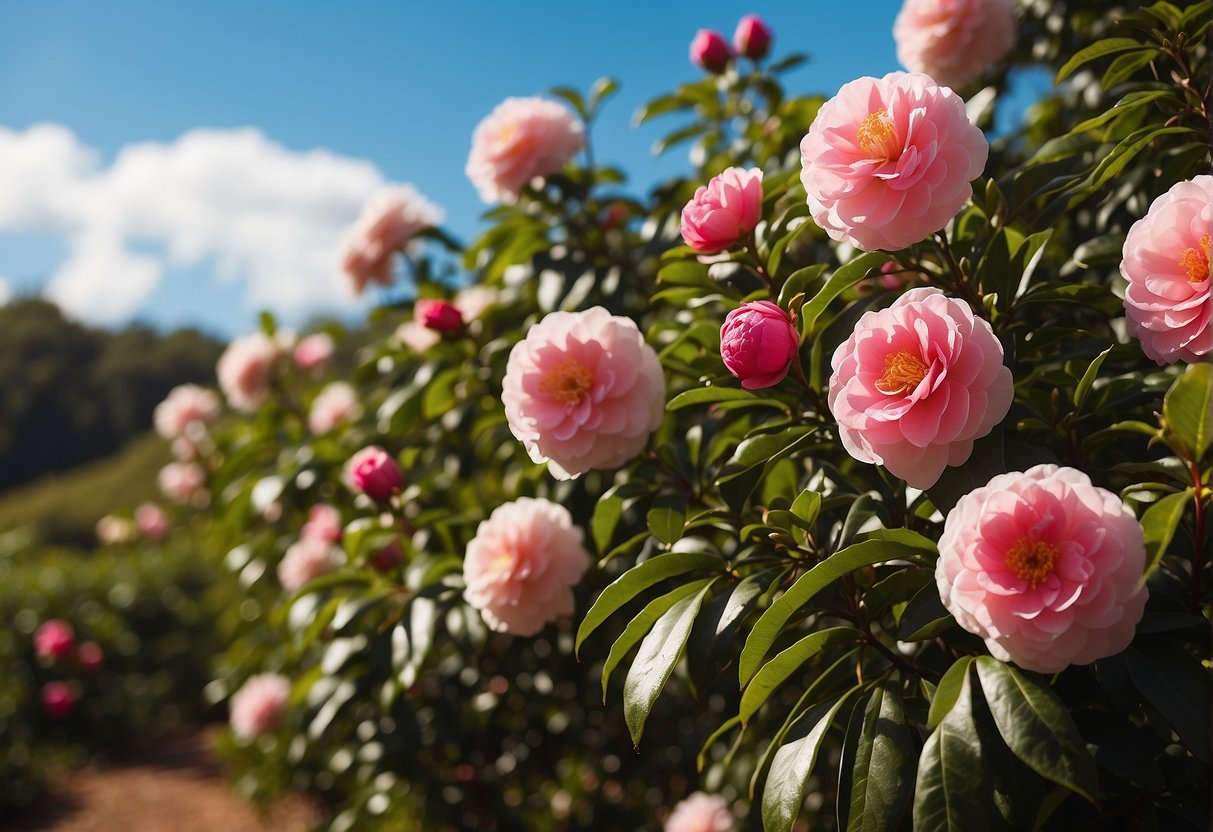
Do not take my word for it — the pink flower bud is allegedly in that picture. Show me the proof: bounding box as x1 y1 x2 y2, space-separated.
734 14 772 60
347 446 404 501
416 298 464 333
41 682 77 720
76 641 105 675
370 540 404 572
293 333 335 371
680 167 764 253
720 301 800 390
35 620 75 660
135 503 171 541
302 504 343 543
690 29 731 73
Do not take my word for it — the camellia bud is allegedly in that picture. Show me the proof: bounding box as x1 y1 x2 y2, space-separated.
690 29 731 74
416 298 464 333
41 682 77 720
77 641 105 675
347 446 404 501
34 620 76 661
734 14 773 60
719 301 801 389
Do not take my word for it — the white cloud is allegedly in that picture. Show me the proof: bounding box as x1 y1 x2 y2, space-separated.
0 277 11 306
0 123 394 327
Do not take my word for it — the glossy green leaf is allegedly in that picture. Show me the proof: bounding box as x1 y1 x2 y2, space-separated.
800 251 886 336
667 386 784 411
927 656 975 729
1163 362 1212 461
1139 488 1192 584
1055 38 1153 83
1125 645 1211 762
740 626 862 724
1073 345 1113 410
913 670 988 831
846 682 916 832
762 692 856 832
647 494 687 546
602 579 712 699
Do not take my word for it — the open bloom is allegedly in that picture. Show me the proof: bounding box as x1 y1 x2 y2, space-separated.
502 307 665 480
463 498 590 636
308 381 360 434
217 332 278 412
680 167 764 253
1120 175 1213 364
346 446 404 500
294 333 335 371
277 537 344 592
828 287 1012 488
135 503 170 541
800 72 988 251
937 465 1148 673
720 301 800 389
35 619 75 660
690 29 732 73
467 97 585 203
665 792 734 832
158 461 207 505
340 184 442 294
153 384 220 439
894 0 1017 90
229 673 290 739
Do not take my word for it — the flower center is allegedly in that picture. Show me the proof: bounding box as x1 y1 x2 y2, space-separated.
539 359 594 406
856 109 901 160
1005 538 1057 589
875 351 928 395
490 550 518 575
1178 232 1210 283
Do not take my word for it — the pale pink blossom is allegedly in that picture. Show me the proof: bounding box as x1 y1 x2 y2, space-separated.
171 436 201 461
463 498 590 636
302 504 343 543
95 514 138 545
294 333 335 371
828 287 1012 489
396 320 441 353
937 465 1148 673
720 301 800 389
734 15 773 61
466 97 585 203
502 307 666 480
455 285 497 320
680 167 764 253
34 620 75 660
216 331 278 413
1120 175 1213 364
277 537 344 592
346 446 404 500
690 30 732 73
153 384 220 439
416 298 463 332
229 673 290 739
894 0 1017 90
800 72 988 251
340 184 442 295
41 682 77 720
665 792 734 832
158 461 207 505
135 503 170 541
308 381 360 434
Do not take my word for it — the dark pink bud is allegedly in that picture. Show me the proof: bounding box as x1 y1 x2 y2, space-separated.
720 301 800 389
76 641 105 675
347 446 404 501
416 298 463 333
41 682 77 720
734 14 773 60
690 29 731 73
34 620 75 661
370 540 404 572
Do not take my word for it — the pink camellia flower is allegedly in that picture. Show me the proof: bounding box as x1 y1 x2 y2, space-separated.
216 331 278 413
463 497 590 636
734 14 773 61
135 503 170 541
153 384 220 440
396 320 441 353
894 0 1017 90
720 301 800 389
502 307 666 480
307 381 360 435
277 537 344 592
800 72 988 252
828 287 1012 489
1120 175 1213 364
680 167 764 253
466 97 585 204
302 504 343 543
340 184 443 295
35 620 75 661
937 464 1148 673
41 682 77 720
416 298 464 332
346 446 404 500
158 461 206 505
690 29 732 73
293 332 335 371
229 673 290 739
76 641 104 675
665 792 734 832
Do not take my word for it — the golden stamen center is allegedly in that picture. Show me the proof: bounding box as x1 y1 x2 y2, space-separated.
875 351 928 395
1005 538 1057 589
490 551 517 574
539 359 594 406
856 109 901 160
1178 232 1210 283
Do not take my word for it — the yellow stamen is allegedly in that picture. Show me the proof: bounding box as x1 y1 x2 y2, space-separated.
1005 538 1057 589
1178 232 1210 283
856 109 901 160
875 351 928 395
539 360 594 406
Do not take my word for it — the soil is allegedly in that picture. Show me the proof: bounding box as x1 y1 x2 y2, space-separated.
2 729 320 832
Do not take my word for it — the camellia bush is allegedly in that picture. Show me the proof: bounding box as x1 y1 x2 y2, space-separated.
65 1 1212 830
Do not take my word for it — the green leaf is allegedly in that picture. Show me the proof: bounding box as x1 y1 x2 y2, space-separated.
896 582 954 641
740 626 862 724
1163 362 1212 461
1125 645 1211 762
762 692 857 832
974 657 1098 802
602 579 712 699
576 551 723 655
913 669 988 831
1073 345 1113 410
549 85 588 119
927 656 975 730
592 485 625 554
1085 126 1197 192
1067 90 1172 136
777 263 828 307
846 682 916 832
667 386 784 411
588 76 619 110
790 489 823 528
800 251 887 336
647 494 688 546
1139 488 1192 584
623 581 713 746
1055 38 1153 83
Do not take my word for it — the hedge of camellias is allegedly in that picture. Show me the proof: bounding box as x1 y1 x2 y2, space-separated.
23 2 1213 830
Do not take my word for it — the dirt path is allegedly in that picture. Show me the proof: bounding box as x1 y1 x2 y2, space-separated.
3 729 319 832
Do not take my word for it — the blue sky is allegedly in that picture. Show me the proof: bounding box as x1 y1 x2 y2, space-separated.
0 1 928 337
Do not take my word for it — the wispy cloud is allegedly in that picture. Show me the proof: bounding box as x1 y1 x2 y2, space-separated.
0 124 390 326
